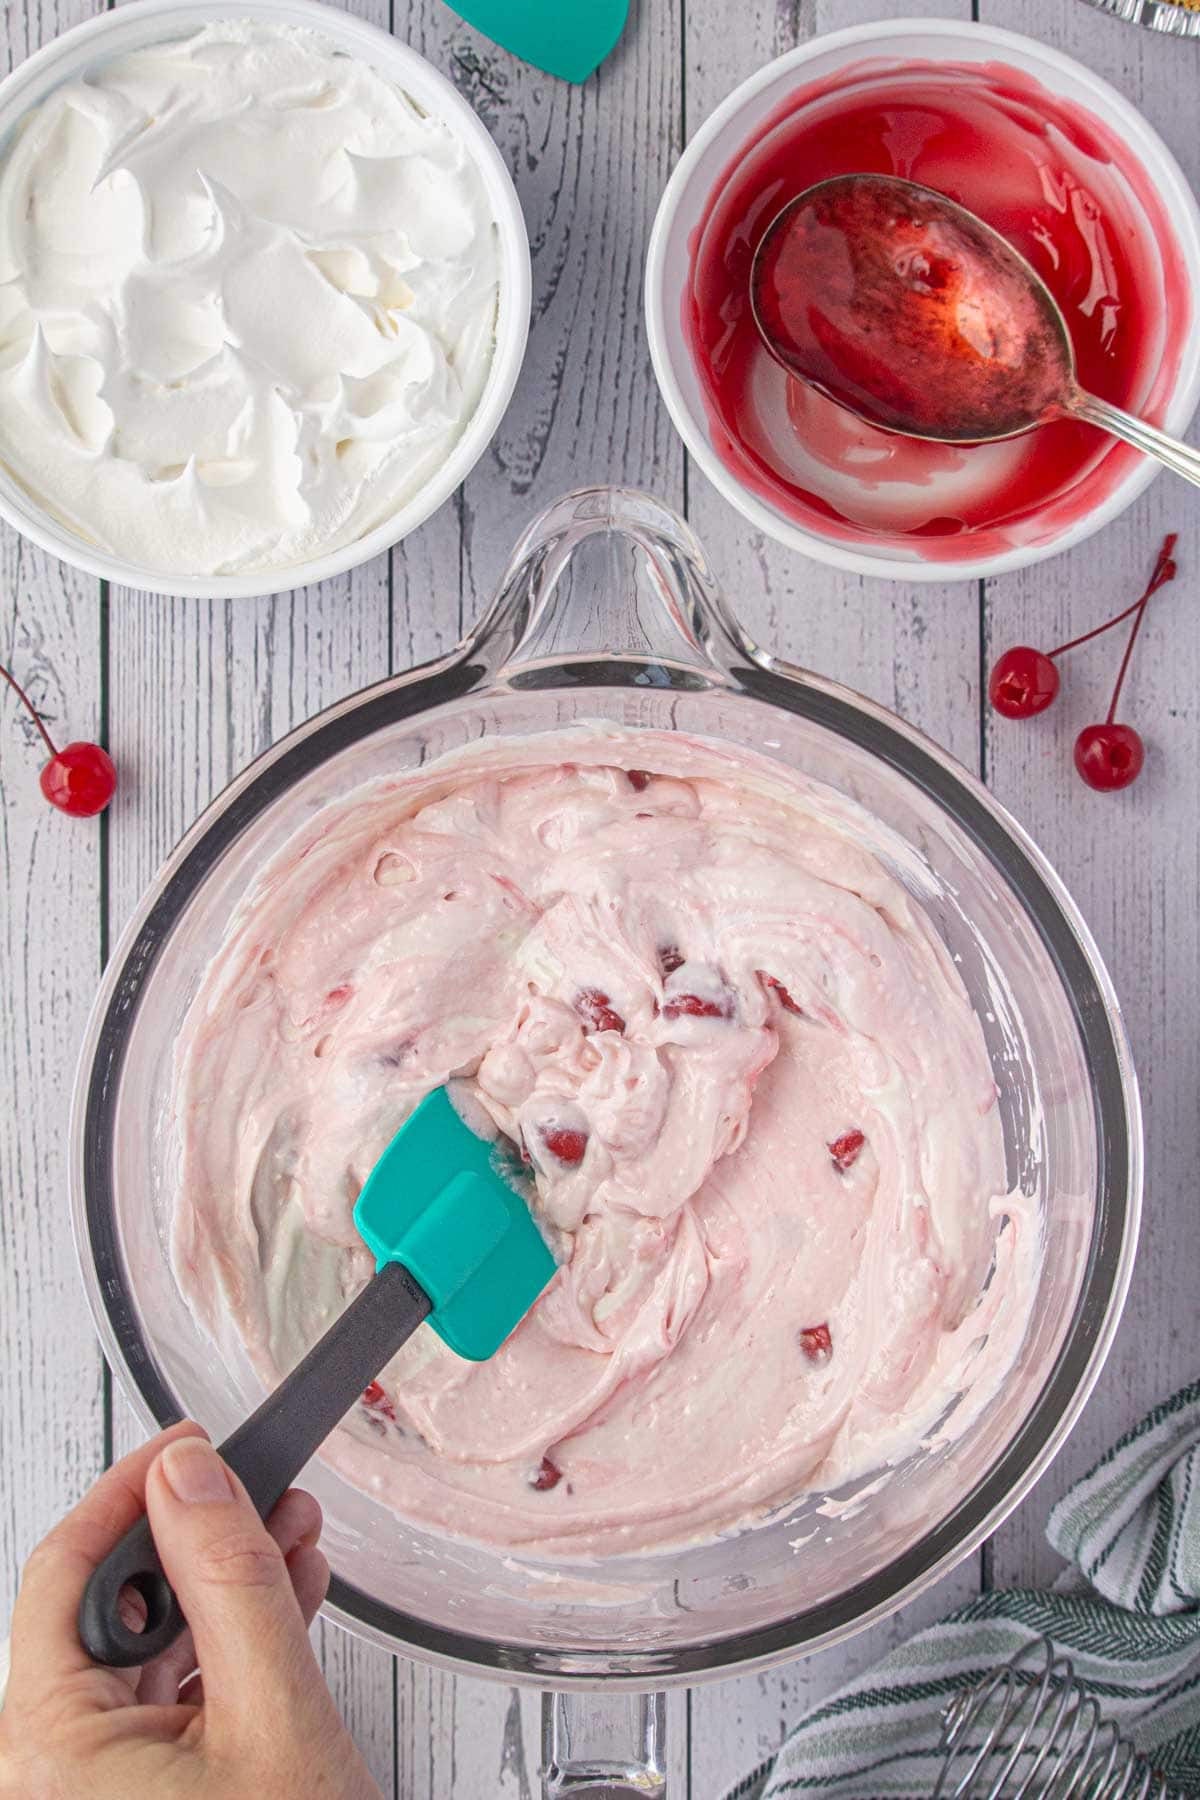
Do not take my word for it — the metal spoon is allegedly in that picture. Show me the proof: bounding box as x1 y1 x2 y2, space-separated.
749 172 1200 489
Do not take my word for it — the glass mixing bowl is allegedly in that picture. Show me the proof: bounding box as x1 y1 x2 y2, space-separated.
70 487 1140 1795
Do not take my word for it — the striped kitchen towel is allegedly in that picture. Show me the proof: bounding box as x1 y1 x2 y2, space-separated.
723 1378 1200 1800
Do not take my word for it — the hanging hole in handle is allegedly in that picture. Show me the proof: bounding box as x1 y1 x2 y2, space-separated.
116 1570 174 1639
79 1521 187 1668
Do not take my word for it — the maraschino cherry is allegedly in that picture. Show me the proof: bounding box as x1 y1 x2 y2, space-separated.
1074 722 1144 792
988 646 1059 719
988 534 1177 791
1073 536 1176 792
1069 539 1177 791
1 663 116 816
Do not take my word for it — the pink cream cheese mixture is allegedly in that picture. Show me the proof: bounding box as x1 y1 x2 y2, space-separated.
173 730 1033 1557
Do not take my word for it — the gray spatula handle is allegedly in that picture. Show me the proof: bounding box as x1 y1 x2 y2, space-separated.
79 1259 431 1669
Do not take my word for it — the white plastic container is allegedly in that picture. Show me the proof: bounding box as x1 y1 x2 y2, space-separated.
0 0 531 599
645 18 1200 583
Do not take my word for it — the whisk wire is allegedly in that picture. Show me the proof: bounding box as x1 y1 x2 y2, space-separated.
935 1636 1179 1800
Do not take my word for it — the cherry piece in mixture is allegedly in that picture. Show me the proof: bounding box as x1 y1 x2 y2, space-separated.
575 988 626 1035
2 663 116 816
799 1323 833 1363
361 1380 396 1422
828 1130 865 1172
759 971 804 1016
542 1126 588 1165
663 993 732 1020
662 978 735 1021
531 1456 563 1491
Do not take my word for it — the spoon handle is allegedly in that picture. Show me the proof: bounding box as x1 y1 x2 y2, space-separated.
1070 390 1200 491
78 1259 431 1669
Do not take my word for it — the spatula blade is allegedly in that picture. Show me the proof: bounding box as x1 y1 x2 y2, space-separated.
353 1086 556 1361
440 0 629 83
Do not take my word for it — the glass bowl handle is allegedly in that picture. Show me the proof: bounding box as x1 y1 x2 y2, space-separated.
542 1689 666 1798
469 484 751 679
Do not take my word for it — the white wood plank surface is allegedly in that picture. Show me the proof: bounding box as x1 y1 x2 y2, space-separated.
0 0 104 1658
1 0 1197 1794
978 0 1200 1593
0 542 105 1619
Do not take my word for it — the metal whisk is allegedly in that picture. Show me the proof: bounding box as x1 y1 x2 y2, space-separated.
933 1636 1182 1799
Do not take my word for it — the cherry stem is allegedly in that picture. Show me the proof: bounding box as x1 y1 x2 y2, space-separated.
1105 535 1178 726
1048 533 1178 662
0 662 59 759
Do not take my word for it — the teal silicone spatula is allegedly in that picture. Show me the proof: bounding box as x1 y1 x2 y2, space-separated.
442 0 628 83
79 1086 556 1667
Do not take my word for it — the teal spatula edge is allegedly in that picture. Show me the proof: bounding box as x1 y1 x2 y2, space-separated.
354 1085 556 1361
440 0 629 83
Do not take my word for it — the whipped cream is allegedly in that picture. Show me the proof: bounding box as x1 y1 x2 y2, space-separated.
172 730 1037 1558
0 22 499 574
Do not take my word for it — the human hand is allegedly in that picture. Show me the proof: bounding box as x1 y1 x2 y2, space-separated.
0 1421 383 1799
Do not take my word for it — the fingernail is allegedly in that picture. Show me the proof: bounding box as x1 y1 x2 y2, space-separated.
160 1439 235 1505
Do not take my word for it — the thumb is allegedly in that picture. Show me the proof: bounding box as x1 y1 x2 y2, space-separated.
144 1436 333 1734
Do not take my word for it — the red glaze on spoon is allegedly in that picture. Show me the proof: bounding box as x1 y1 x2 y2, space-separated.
750 173 1200 486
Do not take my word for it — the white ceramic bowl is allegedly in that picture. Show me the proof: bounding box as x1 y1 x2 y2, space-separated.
645 18 1200 583
0 0 531 599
